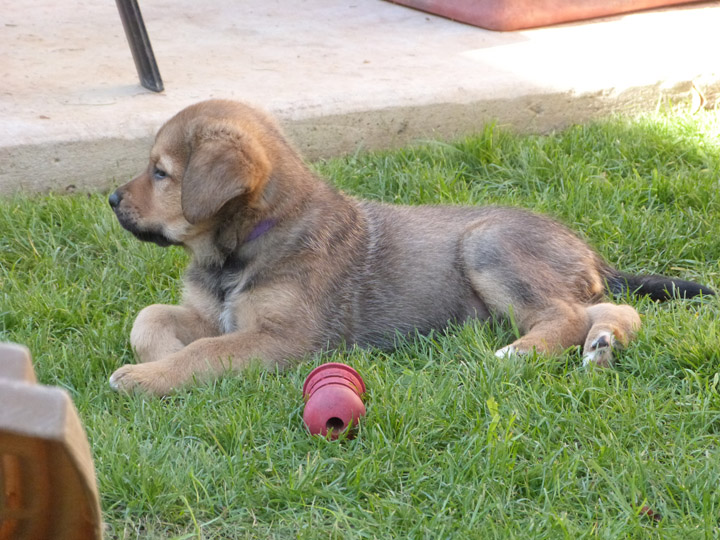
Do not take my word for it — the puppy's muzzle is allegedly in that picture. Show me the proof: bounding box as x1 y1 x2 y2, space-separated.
108 190 122 209
108 188 178 247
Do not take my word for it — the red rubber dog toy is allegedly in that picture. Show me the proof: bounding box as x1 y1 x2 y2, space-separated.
302 363 366 439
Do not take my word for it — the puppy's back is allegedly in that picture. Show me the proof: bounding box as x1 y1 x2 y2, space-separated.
346 202 490 347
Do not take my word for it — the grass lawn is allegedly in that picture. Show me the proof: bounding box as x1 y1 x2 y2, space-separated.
1 110 719 539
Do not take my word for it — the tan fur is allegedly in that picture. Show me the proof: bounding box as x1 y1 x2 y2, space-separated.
108 99 650 395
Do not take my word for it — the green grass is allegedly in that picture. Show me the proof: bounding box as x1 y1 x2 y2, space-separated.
1 110 719 539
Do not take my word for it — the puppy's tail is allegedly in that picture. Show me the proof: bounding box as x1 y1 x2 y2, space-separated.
605 269 715 301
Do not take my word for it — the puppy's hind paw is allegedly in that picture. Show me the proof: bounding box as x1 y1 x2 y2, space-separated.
582 331 615 368
495 344 518 358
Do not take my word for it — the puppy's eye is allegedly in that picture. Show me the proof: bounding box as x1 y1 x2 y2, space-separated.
153 167 168 181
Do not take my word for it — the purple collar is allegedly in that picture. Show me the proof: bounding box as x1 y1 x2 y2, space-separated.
246 219 276 243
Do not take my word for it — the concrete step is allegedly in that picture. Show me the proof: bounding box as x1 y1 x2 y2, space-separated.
1 0 719 194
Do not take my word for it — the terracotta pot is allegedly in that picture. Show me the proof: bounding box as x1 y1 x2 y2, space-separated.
302 363 366 439
387 0 704 31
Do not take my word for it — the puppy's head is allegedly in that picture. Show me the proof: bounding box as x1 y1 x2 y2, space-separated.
109 100 273 247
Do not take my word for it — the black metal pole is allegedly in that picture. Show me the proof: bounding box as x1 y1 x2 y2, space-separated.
115 0 164 92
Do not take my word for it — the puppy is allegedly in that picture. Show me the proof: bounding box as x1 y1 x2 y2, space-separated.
108 99 714 395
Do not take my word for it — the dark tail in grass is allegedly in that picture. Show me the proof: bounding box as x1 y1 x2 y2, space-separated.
606 270 716 301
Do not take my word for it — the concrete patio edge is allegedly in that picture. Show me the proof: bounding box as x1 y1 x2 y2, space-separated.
2 80 715 196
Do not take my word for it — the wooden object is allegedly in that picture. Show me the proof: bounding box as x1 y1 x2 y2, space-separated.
0 343 102 540
387 0 705 31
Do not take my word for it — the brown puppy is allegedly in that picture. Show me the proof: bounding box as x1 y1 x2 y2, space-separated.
108 99 714 395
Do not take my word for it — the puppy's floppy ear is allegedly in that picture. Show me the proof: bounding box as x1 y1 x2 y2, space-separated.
182 119 271 224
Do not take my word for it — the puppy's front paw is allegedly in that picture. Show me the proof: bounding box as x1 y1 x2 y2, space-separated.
109 363 173 395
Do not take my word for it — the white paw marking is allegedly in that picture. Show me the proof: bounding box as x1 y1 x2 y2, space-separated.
495 344 517 358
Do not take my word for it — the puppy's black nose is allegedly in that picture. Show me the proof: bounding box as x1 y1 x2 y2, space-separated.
108 190 122 208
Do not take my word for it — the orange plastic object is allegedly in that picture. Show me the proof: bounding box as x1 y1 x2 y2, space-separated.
387 0 704 31
0 343 102 540
302 363 366 439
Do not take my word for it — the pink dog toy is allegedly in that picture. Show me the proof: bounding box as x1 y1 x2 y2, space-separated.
302 363 366 439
